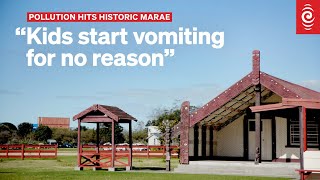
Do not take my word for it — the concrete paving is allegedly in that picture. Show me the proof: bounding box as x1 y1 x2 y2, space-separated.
174 161 300 179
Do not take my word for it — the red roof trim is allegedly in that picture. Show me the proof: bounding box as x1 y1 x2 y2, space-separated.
260 72 298 98
73 104 136 121
250 103 297 112
189 73 253 126
189 72 320 127
282 98 320 109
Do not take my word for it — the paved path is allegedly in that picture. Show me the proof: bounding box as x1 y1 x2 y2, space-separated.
174 161 300 179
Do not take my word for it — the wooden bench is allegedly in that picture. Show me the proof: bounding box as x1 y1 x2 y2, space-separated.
296 151 320 180
296 169 320 180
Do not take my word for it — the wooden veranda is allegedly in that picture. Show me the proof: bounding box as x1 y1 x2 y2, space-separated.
251 99 320 180
73 104 136 171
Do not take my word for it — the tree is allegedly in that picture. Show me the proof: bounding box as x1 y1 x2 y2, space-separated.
124 121 148 143
81 129 96 143
146 105 198 144
34 125 52 141
17 122 33 137
0 122 17 131
74 126 88 131
52 128 77 144
147 108 180 132
0 124 12 144
99 123 125 144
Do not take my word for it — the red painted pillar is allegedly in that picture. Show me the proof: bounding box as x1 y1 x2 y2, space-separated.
77 120 81 166
299 106 305 173
128 121 132 168
111 121 115 168
96 123 100 153
303 107 307 152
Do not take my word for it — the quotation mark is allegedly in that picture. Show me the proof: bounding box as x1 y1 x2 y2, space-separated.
16 27 26 36
301 4 315 31
164 49 175 57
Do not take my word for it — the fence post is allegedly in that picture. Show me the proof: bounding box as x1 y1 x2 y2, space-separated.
147 145 149 159
6 145 9 158
128 148 131 167
163 146 165 157
164 119 171 171
38 145 41 158
21 144 25 160
55 144 58 158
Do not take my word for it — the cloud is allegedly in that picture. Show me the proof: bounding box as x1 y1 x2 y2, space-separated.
299 80 320 92
0 89 22 95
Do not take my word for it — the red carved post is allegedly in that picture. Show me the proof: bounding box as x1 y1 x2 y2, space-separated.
252 50 261 165
252 50 260 85
180 101 190 164
164 119 171 171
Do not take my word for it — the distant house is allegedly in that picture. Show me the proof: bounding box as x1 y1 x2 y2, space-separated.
147 126 161 145
38 117 70 129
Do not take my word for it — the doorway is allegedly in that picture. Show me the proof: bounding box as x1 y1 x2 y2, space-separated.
248 119 272 160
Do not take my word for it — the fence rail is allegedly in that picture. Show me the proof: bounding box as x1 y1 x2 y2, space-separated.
81 145 179 158
0 144 57 159
0 144 178 160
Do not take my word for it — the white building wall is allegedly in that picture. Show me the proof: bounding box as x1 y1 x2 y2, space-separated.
216 115 244 157
206 126 210 156
213 129 218 156
275 117 300 159
148 135 161 145
188 126 194 156
147 126 161 145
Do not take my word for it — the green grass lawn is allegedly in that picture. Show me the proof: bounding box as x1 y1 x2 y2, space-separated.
58 148 77 152
0 156 289 180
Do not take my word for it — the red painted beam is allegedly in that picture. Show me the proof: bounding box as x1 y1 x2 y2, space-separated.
303 107 307 152
81 116 115 123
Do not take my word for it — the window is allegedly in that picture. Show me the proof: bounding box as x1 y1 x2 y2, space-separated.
249 120 262 132
249 121 255 131
289 118 319 147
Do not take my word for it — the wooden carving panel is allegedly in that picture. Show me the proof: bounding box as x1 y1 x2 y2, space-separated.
180 101 190 164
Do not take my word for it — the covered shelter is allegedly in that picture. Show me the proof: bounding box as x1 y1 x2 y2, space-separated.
73 104 137 171
175 50 320 178
250 99 320 180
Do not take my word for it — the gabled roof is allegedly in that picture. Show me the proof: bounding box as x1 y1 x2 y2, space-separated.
73 104 136 122
189 52 320 127
261 72 320 99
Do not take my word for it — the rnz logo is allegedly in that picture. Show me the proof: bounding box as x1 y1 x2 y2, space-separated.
301 4 315 30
